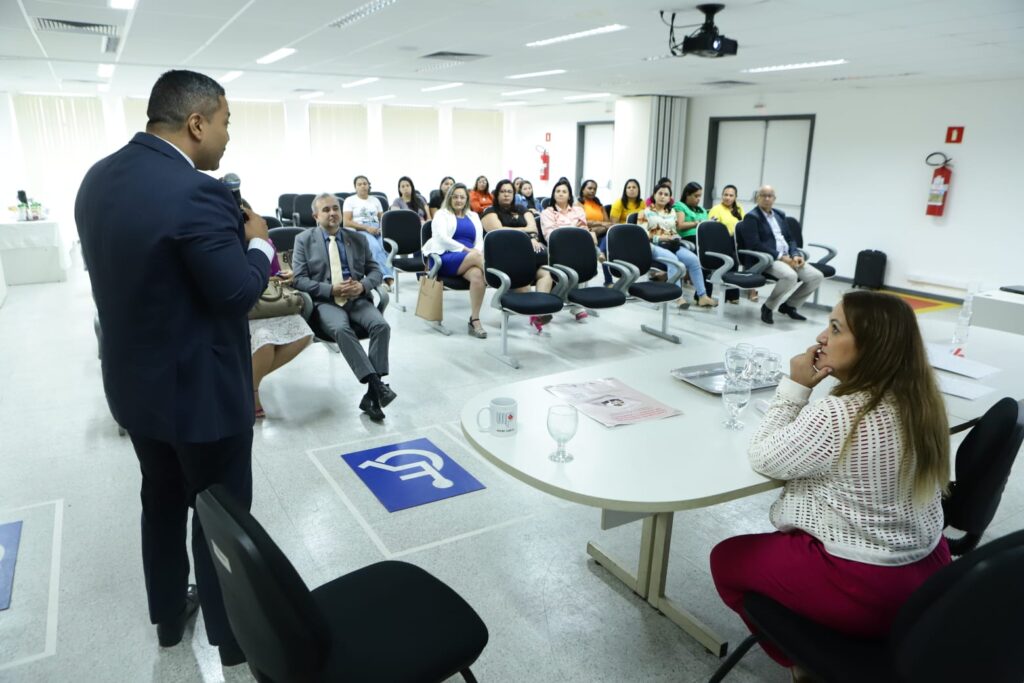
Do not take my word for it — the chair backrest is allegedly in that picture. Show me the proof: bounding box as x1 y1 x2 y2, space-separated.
548 227 598 283
483 229 538 290
734 217 763 269
196 486 329 682
263 215 283 229
268 226 305 254
603 203 612 217
606 223 652 273
944 398 1024 536
785 216 804 249
292 193 318 227
541 197 552 209
889 528 1024 682
626 212 638 225
429 189 441 205
370 192 389 212
276 193 297 218
381 209 422 255
697 220 737 271
334 191 351 203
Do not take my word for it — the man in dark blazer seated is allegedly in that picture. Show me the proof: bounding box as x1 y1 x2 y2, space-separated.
75 70 271 667
291 193 396 421
744 185 824 325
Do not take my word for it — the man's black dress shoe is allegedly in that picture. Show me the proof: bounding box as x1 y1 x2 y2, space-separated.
376 383 397 408
219 641 247 667
779 303 808 321
760 305 774 325
157 584 199 647
359 392 385 421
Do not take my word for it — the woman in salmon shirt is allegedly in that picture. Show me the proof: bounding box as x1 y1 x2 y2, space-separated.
469 175 493 215
540 177 592 321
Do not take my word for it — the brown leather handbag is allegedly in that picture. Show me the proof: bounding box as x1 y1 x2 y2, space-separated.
248 277 303 320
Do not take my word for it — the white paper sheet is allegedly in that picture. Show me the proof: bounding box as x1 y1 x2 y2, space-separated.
937 375 995 400
926 343 1000 379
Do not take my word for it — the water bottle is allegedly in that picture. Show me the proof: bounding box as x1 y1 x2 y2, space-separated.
951 307 971 347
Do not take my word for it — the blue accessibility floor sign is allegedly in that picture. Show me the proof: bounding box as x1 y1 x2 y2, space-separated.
342 437 485 512
0 520 23 611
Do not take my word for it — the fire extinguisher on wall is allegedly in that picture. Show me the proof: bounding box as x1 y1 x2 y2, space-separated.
537 145 550 181
925 152 952 217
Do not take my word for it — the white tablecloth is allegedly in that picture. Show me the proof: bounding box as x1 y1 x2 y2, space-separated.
0 220 69 285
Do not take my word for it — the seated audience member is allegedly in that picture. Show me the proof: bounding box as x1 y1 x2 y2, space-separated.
390 175 429 223
512 176 524 199
428 176 454 219
481 179 554 333
576 179 612 238
342 175 395 287
422 183 488 339
609 178 645 223
540 177 592 322
675 181 708 241
643 183 717 309
745 185 824 325
291 193 395 421
710 185 757 304
646 176 673 206
469 175 493 215
241 200 312 418
711 291 951 679
517 180 543 217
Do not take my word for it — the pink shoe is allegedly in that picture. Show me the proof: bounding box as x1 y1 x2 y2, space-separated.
529 314 553 333
574 310 589 322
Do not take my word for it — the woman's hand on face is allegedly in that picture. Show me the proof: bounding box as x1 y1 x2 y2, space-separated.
789 344 831 388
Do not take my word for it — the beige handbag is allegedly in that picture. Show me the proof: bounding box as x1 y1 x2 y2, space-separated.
248 277 303 320
415 275 444 322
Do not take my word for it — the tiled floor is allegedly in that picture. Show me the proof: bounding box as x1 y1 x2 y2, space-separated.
0 249 1020 682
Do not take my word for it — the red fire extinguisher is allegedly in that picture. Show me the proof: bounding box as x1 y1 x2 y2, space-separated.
537 145 550 181
925 152 952 217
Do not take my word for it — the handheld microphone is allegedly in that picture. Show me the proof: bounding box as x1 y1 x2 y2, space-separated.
17 190 28 204
221 173 242 208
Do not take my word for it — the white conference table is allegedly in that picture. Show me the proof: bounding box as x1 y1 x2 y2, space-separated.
0 219 69 285
460 315 1024 657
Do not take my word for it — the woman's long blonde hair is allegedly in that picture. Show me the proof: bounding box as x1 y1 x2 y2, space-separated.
833 291 950 504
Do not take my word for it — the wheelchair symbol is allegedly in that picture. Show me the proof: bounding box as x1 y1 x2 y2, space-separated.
358 449 454 489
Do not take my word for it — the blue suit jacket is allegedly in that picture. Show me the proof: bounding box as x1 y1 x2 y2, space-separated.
744 206 799 259
76 132 269 443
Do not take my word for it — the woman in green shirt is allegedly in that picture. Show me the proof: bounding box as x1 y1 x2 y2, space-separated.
675 181 708 240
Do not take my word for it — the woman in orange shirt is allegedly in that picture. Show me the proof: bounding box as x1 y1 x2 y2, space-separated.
575 179 612 239
469 175 493 215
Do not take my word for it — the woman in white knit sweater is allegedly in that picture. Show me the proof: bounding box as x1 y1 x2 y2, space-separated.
711 290 951 676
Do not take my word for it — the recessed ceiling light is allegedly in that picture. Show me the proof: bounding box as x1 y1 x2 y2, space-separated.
256 47 296 65
502 88 545 96
97 63 115 78
440 98 467 104
506 69 566 80
563 92 610 101
342 77 379 88
367 94 396 101
219 71 244 83
421 82 463 92
526 24 627 48
329 0 399 28
97 83 111 93
742 59 848 73
496 101 527 107
108 0 135 9
299 91 325 100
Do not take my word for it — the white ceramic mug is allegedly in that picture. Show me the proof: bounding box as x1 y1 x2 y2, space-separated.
477 397 518 435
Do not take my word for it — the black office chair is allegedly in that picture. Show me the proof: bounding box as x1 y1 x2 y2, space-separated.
419 220 469 336
483 230 564 368
381 209 424 312
721 530 1024 683
626 212 638 225
301 285 389 353
275 193 297 226
943 397 1023 555
333 192 351 204
699 221 770 325
291 193 318 228
602 203 612 217
267 226 305 273
605 224 684 344
196 485 488 683
263 215 282 229
785 216 836 306
370 192 389 212
547 227 627 314
541 197 552 210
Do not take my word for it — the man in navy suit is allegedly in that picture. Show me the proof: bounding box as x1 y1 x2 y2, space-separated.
75 70 271 667
743 185 824 324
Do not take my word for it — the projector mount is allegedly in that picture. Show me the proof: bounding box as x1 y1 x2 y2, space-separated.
662 4 728 58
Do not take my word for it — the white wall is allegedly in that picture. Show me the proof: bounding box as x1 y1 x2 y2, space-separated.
682 80 1024 297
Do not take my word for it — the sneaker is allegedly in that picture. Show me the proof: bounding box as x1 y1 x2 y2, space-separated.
574 310 589 322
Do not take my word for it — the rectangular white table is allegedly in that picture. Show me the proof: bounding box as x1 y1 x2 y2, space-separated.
0 220 68 285
971 288 1024 336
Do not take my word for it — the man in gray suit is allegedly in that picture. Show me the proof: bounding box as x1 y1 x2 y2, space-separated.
292 193 395 421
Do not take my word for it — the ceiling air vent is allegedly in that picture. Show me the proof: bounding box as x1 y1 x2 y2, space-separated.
416 51 487 74
703 80 755 87
34 18 119 37
62 78 105 84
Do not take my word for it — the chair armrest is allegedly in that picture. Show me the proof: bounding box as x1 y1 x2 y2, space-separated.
373 285 389 313
425 254 441 279
807 242 838 265
275 207 283 221
651 255 685 285
297 291 314 320
546 265 575 302
485 267 512 311
705 250 736 284
610 259 640 294
383 238 398 269
737 249 773 275
292 211 302 227
678 240 696 253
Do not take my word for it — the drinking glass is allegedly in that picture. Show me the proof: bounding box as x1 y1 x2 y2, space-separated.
751 348 771 382
722 379 752 430
547 404 579 463
724 347 751 379
763 354 781 383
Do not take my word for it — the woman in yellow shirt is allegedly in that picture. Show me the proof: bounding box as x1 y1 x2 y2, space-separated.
709 184 758 303
609 178 645 224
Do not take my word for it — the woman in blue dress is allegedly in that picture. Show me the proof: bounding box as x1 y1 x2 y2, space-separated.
421 183 488 338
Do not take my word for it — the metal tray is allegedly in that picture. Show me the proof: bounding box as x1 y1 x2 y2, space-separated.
670 362 779 395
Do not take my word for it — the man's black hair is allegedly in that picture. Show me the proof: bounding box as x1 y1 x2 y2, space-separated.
147 70 225 129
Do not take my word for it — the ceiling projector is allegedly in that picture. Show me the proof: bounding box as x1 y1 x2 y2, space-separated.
668 4 738 58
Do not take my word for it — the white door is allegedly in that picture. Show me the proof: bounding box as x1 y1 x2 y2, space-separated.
580 123 615 198
711 120 765 207
762 119 810 218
